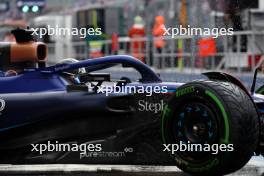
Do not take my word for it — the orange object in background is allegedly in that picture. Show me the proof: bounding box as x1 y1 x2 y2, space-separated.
129 16 145 62
89 50 104 58
152 16 166 49
111 33 119 54
198 38 216 57
10 42 47 62
0 42 47 63
0 28 47 72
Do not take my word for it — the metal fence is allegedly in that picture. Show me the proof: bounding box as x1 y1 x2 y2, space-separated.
47 31 264 74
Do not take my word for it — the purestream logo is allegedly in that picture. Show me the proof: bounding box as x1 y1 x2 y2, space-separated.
80 147 133 159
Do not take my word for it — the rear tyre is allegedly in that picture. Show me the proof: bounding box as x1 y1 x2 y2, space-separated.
162 80 259 175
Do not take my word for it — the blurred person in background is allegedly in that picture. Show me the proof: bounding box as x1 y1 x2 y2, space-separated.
111 32 119 55
128 16 145 62
152 15 166 68
224 0 247 52
4 32 15 42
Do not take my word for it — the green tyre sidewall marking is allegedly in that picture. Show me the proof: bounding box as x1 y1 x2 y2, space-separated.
205 90 230 144
161 85 231 171
161 104 172 143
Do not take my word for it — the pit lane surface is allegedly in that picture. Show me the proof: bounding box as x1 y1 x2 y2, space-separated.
0 157 262 176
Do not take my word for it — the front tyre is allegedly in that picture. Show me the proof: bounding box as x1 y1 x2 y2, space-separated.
162 80 259 175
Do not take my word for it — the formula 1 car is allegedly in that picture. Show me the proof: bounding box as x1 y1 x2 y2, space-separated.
0 28 262 176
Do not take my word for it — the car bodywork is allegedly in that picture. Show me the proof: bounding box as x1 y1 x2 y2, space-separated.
0 55 262 164
0 55 179 164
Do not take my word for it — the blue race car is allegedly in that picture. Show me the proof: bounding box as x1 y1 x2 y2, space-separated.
0 28 262 176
